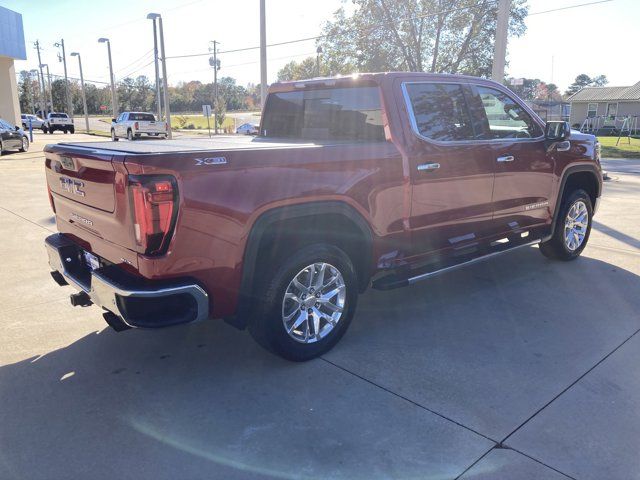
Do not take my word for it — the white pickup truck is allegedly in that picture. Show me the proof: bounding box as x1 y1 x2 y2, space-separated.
45 113 75 134
111 112 168 141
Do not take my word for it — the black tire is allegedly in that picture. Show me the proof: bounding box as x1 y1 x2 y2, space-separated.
539 189 593 261
63 128 68 134
41 127 47 133
0 140 3 156
248 244 358 361
127 129 134 141
111 129 119 142
19 136 29 152
69 127 75 134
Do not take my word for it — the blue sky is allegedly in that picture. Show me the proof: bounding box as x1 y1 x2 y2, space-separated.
2 0 638 90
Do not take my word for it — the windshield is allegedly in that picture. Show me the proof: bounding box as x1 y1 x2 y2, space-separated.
261 86 385 142
128 113 156 121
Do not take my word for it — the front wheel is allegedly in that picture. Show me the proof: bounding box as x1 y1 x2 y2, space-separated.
20 136 29 152
69 127 75 134
539 189 593 261
111 129 118 141
127 129 134 141
249 244 358 361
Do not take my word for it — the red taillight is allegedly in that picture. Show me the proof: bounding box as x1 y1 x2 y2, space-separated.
134 122 139 130
129 176 177 255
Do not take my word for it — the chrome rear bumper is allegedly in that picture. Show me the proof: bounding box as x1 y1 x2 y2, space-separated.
45 233 209 329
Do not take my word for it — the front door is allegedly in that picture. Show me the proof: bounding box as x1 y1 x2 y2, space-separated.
402 81 496 260
467 84 554 234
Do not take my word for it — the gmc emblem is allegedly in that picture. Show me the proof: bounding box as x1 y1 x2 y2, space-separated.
60 177 86 197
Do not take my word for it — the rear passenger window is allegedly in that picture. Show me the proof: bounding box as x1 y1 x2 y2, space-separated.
475 86 543 139
404 83 475 141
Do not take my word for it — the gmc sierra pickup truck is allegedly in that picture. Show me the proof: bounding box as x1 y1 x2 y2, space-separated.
44 73 602 361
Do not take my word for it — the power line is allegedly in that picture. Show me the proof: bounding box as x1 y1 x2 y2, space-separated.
528 0 613 16
114 48 154 75
165 0 614 62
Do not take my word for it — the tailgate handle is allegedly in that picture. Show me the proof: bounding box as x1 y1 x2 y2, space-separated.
417 163 440 172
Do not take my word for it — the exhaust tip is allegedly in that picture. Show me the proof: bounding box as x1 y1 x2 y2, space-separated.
103 311 132 332
70 291 92 307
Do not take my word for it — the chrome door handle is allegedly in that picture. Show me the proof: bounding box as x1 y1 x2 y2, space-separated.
417 163 440 171
497 155 515 163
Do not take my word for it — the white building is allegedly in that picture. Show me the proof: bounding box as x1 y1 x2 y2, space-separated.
0 6 26 125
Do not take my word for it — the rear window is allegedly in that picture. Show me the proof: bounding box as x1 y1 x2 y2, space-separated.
50 113 68 118
261 86 385 142
128 113 156 121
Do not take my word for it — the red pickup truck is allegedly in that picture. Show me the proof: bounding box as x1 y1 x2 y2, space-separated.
44 73 602 361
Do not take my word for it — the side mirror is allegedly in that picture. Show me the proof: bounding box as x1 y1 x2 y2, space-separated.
15 125 20 131
545 121 570 141
111 118 117 123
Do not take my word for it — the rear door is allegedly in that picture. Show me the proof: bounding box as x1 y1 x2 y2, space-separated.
402 81 497 258
468 84 554 233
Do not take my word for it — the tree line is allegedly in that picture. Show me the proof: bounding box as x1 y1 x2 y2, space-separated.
17 71 261 116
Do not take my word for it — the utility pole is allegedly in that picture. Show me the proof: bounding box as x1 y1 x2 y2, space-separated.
260 0 267 109
209 41 219 134
147 14 163 120
316 46 323 77
34 41 46 116
98 38 118 118
54 39 72 117
491 0 510 83
71 52 90 133
41 64 53 112
157 15 172 139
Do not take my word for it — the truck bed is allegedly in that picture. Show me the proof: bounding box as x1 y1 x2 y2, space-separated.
55 136 342 154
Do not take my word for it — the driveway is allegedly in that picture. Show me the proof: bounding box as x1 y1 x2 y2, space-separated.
0 140 638 479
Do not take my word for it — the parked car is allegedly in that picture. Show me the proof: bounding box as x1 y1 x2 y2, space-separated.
44 73 602 361
236 123 259 135
111 112 168 141
0 118 29 155
45 113 74 134
21 114 46 131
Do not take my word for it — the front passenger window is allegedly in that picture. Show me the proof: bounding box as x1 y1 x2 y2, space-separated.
475 86 542 139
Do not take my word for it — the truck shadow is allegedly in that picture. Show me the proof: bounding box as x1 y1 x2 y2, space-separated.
1 247 639 479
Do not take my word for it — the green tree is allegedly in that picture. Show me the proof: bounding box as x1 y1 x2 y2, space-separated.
565 74 608 96
277 57 329 81
18 70 39 114
317 0 528 77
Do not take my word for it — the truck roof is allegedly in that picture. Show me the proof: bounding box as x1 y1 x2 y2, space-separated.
269 72 502 92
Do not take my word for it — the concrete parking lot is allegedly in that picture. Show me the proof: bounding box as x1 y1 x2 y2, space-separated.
0 133 638 479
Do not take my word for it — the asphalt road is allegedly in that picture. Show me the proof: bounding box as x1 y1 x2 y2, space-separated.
1 133 639 479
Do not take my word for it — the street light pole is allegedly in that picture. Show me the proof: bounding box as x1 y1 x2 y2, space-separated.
156 14 172 139
40 64 53 112
71 52 90 134
54 39 73 117
209 40 219 135
98 38 118 118
147 14 163 121
491 0 510 82
260 0 267 110
316 46 323 77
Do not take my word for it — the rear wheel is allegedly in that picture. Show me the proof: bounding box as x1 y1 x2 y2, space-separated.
19 136 29 152
127 129 134 141
69 126 75 134
63 128 68 134
111 129 118 141
540 189 593 261
248 244 358 361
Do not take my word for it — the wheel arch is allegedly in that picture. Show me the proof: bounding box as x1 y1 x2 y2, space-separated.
549 164 602 239
232 201 374 328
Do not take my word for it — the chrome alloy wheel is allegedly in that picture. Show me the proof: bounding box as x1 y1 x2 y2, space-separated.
282 262 346 344
564 200 589 251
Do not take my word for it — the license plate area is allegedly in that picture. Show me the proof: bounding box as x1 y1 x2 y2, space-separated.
83 250 101 271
